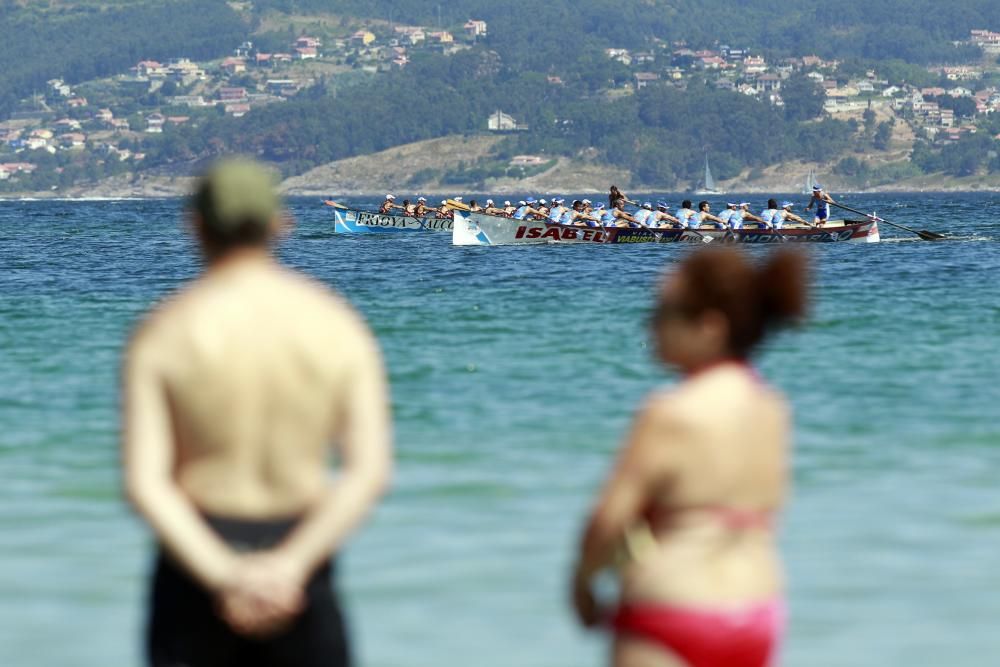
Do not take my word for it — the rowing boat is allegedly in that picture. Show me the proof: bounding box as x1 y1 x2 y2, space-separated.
332 207 453 234
452 211 880 246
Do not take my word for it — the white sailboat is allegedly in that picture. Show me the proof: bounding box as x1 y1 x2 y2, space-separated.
694 154 723 195
802 168 817 194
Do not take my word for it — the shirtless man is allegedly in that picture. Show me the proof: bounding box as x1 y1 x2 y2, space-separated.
122 158 392 667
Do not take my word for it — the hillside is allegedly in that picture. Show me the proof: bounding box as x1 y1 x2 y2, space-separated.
2 1 1000 194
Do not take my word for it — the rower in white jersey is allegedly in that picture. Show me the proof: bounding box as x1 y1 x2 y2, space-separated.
719 201 743 229
675 200 698 229
548 198 568 223
513 197 542 220
561 200 584 225
648 202 681 228
632 202 656 227
759 199 780 229
773 201 811 229
734 202 766 229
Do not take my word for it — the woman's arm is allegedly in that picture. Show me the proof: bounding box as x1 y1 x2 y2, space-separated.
572 398 682 625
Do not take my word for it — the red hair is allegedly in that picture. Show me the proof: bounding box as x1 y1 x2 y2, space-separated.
656 248 809 358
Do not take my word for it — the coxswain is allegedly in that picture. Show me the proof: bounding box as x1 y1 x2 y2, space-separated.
378 194 398 214
805 185 835 226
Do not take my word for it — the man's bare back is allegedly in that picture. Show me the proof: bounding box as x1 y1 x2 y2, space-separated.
131 258 385 518
122 158 391 666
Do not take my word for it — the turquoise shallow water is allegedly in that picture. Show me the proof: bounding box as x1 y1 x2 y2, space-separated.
0 193 998 666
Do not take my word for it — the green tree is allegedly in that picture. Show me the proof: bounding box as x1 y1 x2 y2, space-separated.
781 74 825 122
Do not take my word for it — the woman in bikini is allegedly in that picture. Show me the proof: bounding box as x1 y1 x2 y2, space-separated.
572 247 808 667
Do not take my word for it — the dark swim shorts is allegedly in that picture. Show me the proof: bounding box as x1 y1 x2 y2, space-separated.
147 515 350 667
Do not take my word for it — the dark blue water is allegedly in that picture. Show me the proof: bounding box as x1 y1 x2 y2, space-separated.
0 194 997 666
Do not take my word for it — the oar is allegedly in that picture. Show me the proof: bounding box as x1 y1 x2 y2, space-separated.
828 201 946 241
323 199 349 209
445 198 471 212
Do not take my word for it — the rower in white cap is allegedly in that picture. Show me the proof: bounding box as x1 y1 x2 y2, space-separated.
378 194 398 214
805 185 835 226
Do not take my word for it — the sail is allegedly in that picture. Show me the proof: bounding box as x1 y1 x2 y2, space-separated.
803 169 815 194
703 156 715 190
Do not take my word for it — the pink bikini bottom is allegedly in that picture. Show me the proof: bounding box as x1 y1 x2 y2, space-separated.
612 599 784 667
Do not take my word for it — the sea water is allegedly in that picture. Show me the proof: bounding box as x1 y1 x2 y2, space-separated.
0 194 997 666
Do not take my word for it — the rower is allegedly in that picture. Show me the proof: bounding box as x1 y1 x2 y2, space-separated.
695 201 727 229
805 185 835 226
719 202 743 229
676 200 698 229
597 203 617 228
633 202 655 227
649 202 681 228
562 200 584 226
611 196 639 227
759 199 780 229
437 200 453 219
469 199 483 212
503 201 516 216
414 196 430 217
401 198 416 217
379 194 398 214
535 199 550 220
774 201 809 229
484 199 504 215
735 202 766 228
548 198 567 223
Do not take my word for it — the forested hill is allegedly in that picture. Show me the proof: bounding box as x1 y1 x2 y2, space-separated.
0 1 247 117
257 0 998 64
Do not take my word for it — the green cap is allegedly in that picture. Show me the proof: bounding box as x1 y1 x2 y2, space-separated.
196 157 279 234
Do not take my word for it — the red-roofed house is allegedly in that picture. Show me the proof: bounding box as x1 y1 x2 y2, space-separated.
221 57 247 74
295 46 318 59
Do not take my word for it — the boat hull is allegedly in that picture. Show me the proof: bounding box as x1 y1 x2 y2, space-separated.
333 208 453 233
453 211 880 246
